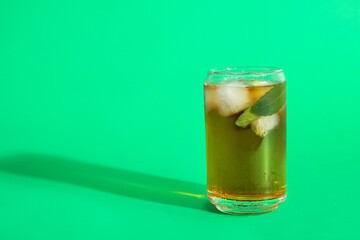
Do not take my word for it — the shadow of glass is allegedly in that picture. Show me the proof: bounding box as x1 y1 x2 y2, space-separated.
0 154 218 213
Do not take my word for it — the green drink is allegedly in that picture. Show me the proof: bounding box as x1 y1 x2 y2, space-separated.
204 67 286 214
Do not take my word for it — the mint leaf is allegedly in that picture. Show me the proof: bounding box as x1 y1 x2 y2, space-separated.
235 82 286 128
251 82 286 116
235 108 260 127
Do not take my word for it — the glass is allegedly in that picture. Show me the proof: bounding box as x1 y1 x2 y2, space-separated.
204 66 286 214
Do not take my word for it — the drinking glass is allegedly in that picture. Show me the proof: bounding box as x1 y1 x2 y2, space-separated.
204 66 286 214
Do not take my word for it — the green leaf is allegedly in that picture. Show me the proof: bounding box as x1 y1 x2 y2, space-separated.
251 82 286 116
235 108 260 127
235 82 286 128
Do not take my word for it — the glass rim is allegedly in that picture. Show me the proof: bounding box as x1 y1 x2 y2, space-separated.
208 66 283 76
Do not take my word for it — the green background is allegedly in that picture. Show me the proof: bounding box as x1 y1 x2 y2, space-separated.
0 0 359 239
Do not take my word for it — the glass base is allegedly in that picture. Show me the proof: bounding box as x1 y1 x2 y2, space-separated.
208 195 286 215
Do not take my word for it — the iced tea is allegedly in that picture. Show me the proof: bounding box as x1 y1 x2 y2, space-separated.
204 67 286 214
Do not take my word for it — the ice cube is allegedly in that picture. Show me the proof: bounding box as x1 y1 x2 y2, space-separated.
250 114 280 137
204 86 218 112
216 82 251 117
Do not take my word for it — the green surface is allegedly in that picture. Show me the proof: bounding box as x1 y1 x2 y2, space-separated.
0 0 359 239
